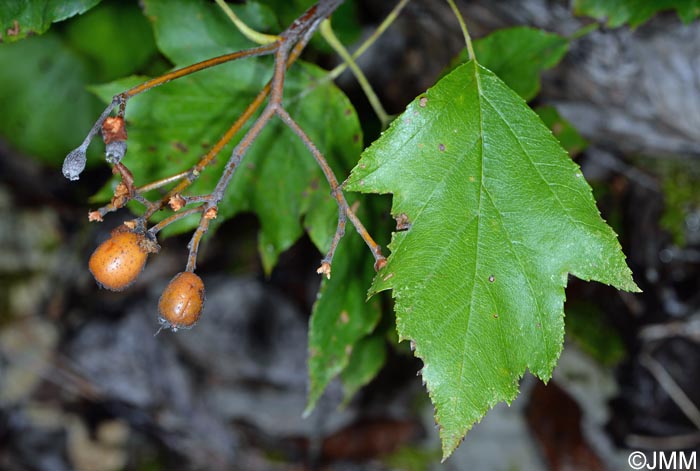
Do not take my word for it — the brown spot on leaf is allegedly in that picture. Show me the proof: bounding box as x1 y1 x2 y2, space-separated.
340 311 349 324
172 141 189 153
419 96 428 107
439 143 446 152
395 213 411 231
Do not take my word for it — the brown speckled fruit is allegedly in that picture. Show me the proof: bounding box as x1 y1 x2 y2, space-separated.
158 272 205 331
89 231 148 291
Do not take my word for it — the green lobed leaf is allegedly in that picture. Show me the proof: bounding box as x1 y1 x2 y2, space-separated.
574 0 700 27
0 0 102 43
345 60 638 458
451 27 569 102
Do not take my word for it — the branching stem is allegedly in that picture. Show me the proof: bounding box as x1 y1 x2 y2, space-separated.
137 170 190 194
276 107 386 273
147 205 205 235
122 43 278 100
77 0 385 278
186 214 211 272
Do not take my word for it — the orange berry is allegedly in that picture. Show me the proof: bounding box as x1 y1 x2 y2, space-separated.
89 231 148 291
158 272 205 331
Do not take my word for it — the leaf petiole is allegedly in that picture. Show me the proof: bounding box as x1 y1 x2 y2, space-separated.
445 0 475 60
320 19 392 129
213 0 280 45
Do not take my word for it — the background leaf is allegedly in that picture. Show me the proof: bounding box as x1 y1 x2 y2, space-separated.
340 332 387 401
451 27 569 102
0 0 102 43
144 0 276 63
536 105 588 157
0 1 158 165
0 33 100 164
64 1 158 81
574 0 700 27
345 60 638 458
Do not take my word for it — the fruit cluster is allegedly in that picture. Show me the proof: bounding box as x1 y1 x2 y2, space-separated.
89 224 206 332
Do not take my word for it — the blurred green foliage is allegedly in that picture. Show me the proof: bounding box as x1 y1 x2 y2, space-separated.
0 0 102 43
635 156 700 246
448 26 569 102
574 0 700 27
536 105 588 157
565 300 625 366
0 0 160 164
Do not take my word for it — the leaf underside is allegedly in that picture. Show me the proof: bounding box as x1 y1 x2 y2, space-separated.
345 60 638 458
